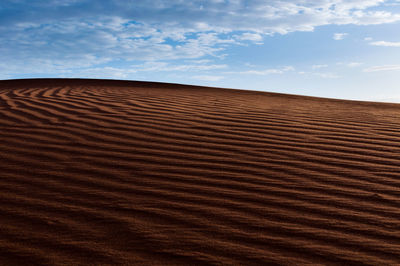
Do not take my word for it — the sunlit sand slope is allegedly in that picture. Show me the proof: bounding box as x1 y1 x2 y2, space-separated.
0 79 399 265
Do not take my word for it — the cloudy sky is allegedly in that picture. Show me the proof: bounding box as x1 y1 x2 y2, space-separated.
1 0 400 102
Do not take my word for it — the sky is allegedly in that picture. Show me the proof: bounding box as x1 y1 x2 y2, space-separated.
1 0 400 102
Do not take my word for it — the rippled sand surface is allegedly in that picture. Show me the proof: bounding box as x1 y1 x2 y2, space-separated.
0 79 399 265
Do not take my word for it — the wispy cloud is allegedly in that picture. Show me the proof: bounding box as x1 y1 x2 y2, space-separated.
333 33 348 40
298 71 339 79
337 62 363 67
370 41 400 47
346 62 363 67
314 72 340 79
235 66 295 75
135 62 228 72
75 67 137 79
312 64 328 69
234 33 263 44
192 75 224 81
363 65 400 72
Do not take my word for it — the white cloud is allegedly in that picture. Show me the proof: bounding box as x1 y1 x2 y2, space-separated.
188 59 213 64
312 64 328 69
243 70 283 75
235 32 263 43
346 62 363 67
363 65 400 72
236 66 294 75
364 37 373 41
282 66 295 71
337 62 363 67
370 41 400 47
133 62 228 72
350 10 400 25
75 67 137 79
333 33 348 40
192 75 224 81
314 72 340 79
297 71 339 78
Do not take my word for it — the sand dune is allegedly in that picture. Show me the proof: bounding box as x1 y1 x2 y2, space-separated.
0 78 399 265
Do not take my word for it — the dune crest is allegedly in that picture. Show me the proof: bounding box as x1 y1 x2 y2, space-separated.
0 79 399 265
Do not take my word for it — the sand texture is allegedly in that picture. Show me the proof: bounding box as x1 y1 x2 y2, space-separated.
0 79 399 265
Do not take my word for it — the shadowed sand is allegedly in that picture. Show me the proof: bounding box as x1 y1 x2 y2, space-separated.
0 78 399 265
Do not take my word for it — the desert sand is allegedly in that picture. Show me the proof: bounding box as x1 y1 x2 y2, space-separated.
0 78 399 265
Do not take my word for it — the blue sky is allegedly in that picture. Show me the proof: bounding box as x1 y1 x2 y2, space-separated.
1 0 400 102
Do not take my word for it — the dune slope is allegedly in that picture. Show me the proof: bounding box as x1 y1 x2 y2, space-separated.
0 79 399 265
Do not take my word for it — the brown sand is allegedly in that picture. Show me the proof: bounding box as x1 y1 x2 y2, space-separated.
0 78 399 265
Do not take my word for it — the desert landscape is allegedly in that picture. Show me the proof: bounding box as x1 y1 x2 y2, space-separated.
0 78 399 265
